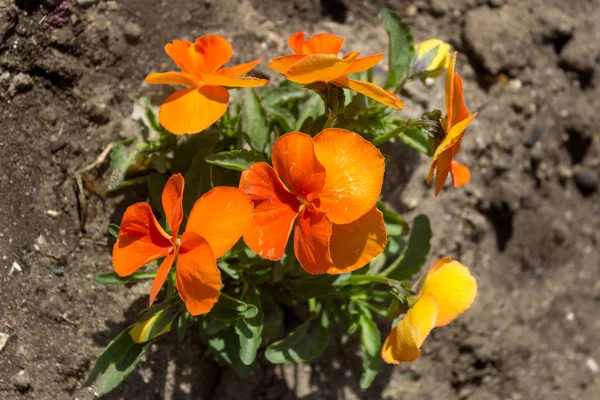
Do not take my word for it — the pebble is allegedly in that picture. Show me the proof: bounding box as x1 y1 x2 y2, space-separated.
0 332 9 353
54 268 65 277
586 358 599 373
12 370 31 393
8 73 34 96
574 168 598 195
9 261 22 275
123 22 142 43
46 209 60 218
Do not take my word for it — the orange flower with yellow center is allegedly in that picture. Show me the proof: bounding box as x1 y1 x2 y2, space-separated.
381 257 477 364
268 32 404 110
427 53 478 195
146 35 269 135
113 174 253 315
239 128 387 274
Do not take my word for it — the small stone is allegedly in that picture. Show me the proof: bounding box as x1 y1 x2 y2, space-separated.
123 21 142 43
560 28 600 75
9 261 22 275
8 73 34 96
0 332 9 353
46 209 60 218
507 78 522 91
574 168 598 195
54 268 65 277
565 311 575 321
12 370 31 394
586 358 599 373
76 0 99 7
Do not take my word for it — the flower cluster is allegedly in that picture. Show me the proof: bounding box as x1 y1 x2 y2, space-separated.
88 14 481 396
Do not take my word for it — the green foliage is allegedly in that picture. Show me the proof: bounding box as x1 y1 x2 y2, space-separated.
384 215 432 280
94 270 156 285
358 313 382 389
381 9 415 89
265 314 329 363
242 89 270 152
234 286 264 365
83 326 149 397
208 292 259 321
206 149 266 172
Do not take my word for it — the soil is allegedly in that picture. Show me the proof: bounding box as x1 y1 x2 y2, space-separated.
1 0 599 399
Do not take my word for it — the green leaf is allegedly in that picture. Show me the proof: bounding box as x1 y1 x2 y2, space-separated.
208 293 259 321
234 286 264 365
146 172 168 218
205 149 266 172
107 224 119 239
358 314 381 389
286 274 340 299
108 140 145 190
381 9 414 89
94 271 156 285
83 326 149 397
172 132 220 173
242 89 269 152
142 96 168 135
385 215 431 280
377 201 408 237
399 126 434 155
130 302 181 343
177 311 191 342
183 149 213 214
295 93 325 131
261 85 307 107
265 314 328 364
205 326 251 376
266 104 296 133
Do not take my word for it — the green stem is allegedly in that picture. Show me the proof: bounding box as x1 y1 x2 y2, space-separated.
371 122 410 146
347 274 394 286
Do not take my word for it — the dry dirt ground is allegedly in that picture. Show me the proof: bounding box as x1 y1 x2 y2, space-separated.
1 0 599 399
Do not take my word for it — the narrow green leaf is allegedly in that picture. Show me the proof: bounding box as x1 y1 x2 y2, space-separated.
242 89 269 152
205 149 266 172
177 311 190 342
94 271 157 285
295 93 325 131
399 126 434 155
172 132 220 173
386 215 431 280
108 140 144 190
377 202 409 237
381 9 414 89
286 274 339 299
130 302 181 343
358 314 382 389
83 327 149 397
261 86 306 107
265 314 328 364
107 224 120 239
234 286 264 365
265 104 296 133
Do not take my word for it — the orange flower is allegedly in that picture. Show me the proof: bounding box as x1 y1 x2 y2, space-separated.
268 32 403 109
381 257 477 364
427 53 478 195
239 128 387 274
112 174 253 315
146 36 269 135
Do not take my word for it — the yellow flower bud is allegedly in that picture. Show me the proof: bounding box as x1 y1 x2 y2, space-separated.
413 39 451 78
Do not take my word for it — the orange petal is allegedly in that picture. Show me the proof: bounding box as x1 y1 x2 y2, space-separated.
165 40 196 74
313 128 385 224
145 72 200 87
272 132 325 200
343 54 384 75
449 73 470 130
285 53 358 84
186 187 254 259
239 162 300 260
218 59 261 77
159 86 229 135
148 253 175 307
268 54 306 74
293 204 333 275
161 174 184 238
112 203 172 277
176 231 221 316
433 148 453 196
193 35 233 73
451 160 471 188
381 293 438 364
201 73 269 88
420 259 477 327
333 76 404 109
288 32 306 54
303 33 345 55
328 206 387 274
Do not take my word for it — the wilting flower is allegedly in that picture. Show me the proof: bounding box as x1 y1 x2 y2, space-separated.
146 35 269 135
268 32 403 109
412 39 451 78
427 53 478 195
113 174 253 315
381 257 477 364
239 129 387 274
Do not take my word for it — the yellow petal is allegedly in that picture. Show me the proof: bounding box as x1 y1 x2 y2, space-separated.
420 259 477 327
218 59 261 77
343 54 384 75
201 73 269 88
333 76 404 109
285 53 358 84
381 293 438 364
145 71 200 87
268 54 306 74
430 112 477 168
414 39 451 77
